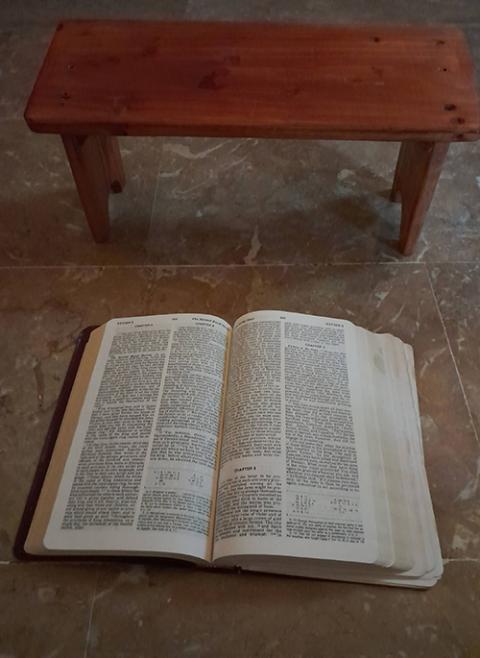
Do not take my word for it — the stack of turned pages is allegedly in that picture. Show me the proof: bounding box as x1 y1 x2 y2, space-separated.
22 311 442 588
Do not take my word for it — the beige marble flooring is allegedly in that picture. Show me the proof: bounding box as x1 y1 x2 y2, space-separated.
0 1 479 656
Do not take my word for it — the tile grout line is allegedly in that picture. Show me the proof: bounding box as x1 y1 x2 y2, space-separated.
2 19 480 32
0 260 479 271
426 264 480 445
83 567 99 658
144 144 165 245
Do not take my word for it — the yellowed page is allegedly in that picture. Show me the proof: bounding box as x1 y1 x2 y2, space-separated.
43 314 231 562
213 310 379 565
25 326 105 554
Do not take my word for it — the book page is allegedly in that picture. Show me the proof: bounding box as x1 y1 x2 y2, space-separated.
44 314 231 562
213 310 379 565
25 325 106 555
225 327 442 587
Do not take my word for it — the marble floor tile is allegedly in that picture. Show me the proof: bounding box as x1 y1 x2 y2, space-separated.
147 137 403 265
0 121 158 266
86 561 480 658
185 0 480 24
5 128 480 266
418 140 480 263
428 264 480 563
0 26 54 121
1 264 478 561
465 26 480 86
148 137 480 265
429 263 480 437
0 0 187 28
0 562 97 658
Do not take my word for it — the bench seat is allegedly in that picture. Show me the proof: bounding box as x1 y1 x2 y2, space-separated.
25 20 480 254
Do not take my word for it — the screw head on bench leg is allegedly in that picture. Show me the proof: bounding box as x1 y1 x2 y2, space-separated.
110 179 124 194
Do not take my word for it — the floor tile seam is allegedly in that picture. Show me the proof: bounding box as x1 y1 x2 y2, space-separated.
0 260 479 271
83 566 99 658
0 559 114 567
145 146 164 242
2 19 480 28
425 263 480 445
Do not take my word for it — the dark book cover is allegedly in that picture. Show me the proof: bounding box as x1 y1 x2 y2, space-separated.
14 326 97 560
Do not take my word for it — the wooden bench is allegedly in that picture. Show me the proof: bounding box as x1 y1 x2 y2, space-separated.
25 20 480 255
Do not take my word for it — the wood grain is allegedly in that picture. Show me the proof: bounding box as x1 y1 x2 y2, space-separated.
394 141 449 255
100 136 125 193
62 135 111 242
25 20 480 141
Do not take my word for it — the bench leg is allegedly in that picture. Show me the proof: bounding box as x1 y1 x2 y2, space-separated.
62 135 123 242
390 141 449 256
100 136 125 194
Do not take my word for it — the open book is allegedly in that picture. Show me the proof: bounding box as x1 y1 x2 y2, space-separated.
22 311 442 587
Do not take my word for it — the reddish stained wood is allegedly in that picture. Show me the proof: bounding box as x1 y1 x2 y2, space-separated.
62 135 110 242
99 135 125 193
393 141 449 255
391 142 410 204
26 21 480 141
